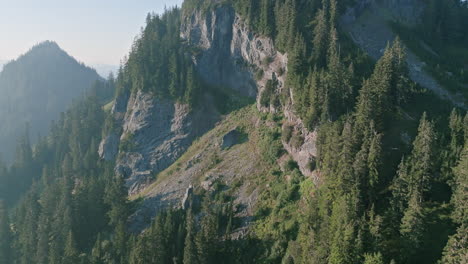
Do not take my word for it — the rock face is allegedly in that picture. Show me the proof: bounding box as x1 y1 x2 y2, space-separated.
106 4 319 231
282 108 318 179
181 185 194 210
181 4 317 176
221 129 241 149
182 5 288 112
98 133 119 161
128 107 265 232
100 5 294 197
100 90 219 195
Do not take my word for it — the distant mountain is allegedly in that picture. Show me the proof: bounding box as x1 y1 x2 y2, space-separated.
92 63 119 78
0 41 101 164
0 60 7 72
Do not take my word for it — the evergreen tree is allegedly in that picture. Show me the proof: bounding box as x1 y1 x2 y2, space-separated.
400 190 425 257
63 231 79 264
183 210 198 264
0 200 11 264
312 8 328 67
408 113 436 199
259 0 275 36
440 140 468 263
363 252 384 264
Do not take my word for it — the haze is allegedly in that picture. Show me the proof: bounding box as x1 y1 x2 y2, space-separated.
0 0 184 66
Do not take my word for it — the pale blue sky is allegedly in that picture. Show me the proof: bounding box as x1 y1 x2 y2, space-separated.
0 0 184 65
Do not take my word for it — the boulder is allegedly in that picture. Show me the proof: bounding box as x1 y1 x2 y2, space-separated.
221 129 241 149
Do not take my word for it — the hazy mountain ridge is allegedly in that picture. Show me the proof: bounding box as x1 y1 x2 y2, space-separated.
0 60 8 72
0 41 101 164
92 64 119 78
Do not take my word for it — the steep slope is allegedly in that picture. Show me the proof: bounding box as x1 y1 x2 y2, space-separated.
119 4 317 233
182 4 317 177
101 90 220 195
129 106 270 232
0 41 101 163
3 1 467 263
341 0 466 108
124 0 465 241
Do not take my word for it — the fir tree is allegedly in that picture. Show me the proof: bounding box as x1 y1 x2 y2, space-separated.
183 210 198 264
0 200 11 264
363 252 384 264
63 231 79 264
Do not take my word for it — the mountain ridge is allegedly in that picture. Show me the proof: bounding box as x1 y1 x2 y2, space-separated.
0 40 101 164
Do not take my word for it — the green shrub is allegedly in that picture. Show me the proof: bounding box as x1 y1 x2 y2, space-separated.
284 158 299 172
282 125 293 143
306 157 317 171
255 68 264 80
290 132 304 149
259 127 284 164
263 56 274 66
120 133 135 152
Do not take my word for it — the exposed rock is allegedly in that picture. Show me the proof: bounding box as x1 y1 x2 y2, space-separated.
128 107 264 232
182 5 317 178
282 108 317 179
181 5 288 111
98 132 119 161
221 129 241 149
181 185 194 210
107 90 219 195
126 5 313 232
201 174 221 191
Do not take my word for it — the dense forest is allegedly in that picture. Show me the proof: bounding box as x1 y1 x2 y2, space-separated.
0 0 467 264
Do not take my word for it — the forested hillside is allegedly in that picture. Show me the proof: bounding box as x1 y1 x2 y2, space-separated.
0 41 105 164
0 1 466 264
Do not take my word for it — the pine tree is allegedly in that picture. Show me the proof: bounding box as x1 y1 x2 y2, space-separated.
0 200 11 264
440 141 468 263
196 202 219 264
312 8 328 67
400 189 425 259
363 252 384 264
259 0 274 36
63 231 79 264
409 112 436 199
439 224 468 264
328 0 338 27
183 210 198 264
91 234 104 264
326 27 353 118
16 189 41 264
367 131 382 202
355 40 410 133
105 175 129 227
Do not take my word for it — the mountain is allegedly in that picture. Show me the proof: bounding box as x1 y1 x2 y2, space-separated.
0 60 7 72
1 1 467 264
92 63 119 78
0 41 101 164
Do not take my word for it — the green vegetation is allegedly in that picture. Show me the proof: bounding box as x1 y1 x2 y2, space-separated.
390 0 468 99
1 1 466 264
115 8 201 107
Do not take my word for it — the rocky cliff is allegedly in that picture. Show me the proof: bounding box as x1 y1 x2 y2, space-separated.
100 4 318 198
182 5 316 178
100 90 219 195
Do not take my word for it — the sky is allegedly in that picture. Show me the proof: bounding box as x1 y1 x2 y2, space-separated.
0 0 184 66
